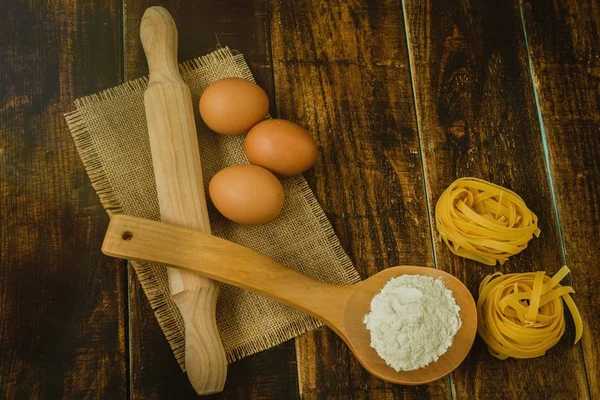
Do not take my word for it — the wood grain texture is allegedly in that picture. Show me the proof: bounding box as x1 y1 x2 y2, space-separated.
141 6 227 394
268 0 444 398
102 215 477 387
128 269 299 400
521 0 600 397
2 0 596 397
0 0 127 398
123 1 299 398
403 0 589 398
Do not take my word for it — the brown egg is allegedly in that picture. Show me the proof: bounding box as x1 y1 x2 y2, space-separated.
244 119 318 177
209 164 284 225
199 78 269 135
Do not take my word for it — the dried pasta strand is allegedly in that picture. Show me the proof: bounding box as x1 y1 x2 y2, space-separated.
477 266 583 360
435 178 541 265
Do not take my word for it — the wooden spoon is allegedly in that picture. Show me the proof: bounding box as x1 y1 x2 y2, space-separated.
102 214 477 385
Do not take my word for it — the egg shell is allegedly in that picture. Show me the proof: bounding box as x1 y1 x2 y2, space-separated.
209 164 284 225
244 119 318 177
199 78 269 135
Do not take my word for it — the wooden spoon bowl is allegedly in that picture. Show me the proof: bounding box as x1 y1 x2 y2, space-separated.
342 266 476 384
102 215 477 385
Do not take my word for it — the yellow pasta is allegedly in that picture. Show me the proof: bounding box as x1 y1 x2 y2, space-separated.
435 178 541 265
477 266 583 360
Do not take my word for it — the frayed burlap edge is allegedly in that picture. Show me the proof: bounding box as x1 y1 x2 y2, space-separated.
65 47 360 370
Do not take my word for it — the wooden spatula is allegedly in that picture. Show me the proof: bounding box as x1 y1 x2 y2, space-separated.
103 215 478 385
140 6 226 394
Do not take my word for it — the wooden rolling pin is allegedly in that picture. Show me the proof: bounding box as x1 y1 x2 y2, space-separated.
140 6 227 394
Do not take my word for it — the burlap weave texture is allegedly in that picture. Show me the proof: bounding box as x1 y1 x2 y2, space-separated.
65 47 360 369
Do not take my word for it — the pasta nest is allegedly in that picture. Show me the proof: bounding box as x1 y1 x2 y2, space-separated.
435 178 540 265
477 266 582 359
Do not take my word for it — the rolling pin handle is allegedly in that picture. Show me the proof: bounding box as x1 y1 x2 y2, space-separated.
140 6 181 84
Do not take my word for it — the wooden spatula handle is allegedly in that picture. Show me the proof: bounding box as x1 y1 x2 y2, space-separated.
103 215 353 329
140 6 226 394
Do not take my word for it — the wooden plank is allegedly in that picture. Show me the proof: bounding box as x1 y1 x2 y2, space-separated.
268 0 447 398
521 0 600 396
403 0 590 398
0 1 127 399
128 274 299 399
122 1 299 398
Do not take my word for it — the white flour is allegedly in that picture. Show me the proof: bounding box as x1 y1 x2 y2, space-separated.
363 274 461 371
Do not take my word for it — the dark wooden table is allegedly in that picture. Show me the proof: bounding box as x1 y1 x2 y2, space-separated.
2 0 599 398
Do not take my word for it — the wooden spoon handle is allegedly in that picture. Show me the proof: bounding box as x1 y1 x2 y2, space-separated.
103 215 354 328
140 6 226 394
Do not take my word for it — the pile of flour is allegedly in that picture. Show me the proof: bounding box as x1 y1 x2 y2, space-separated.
363 274 461 371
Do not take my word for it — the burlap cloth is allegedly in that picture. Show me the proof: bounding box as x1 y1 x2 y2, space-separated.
65 47 361 369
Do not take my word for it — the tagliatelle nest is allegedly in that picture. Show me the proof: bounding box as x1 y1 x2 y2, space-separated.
477 266 582 359
435 178 540 265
